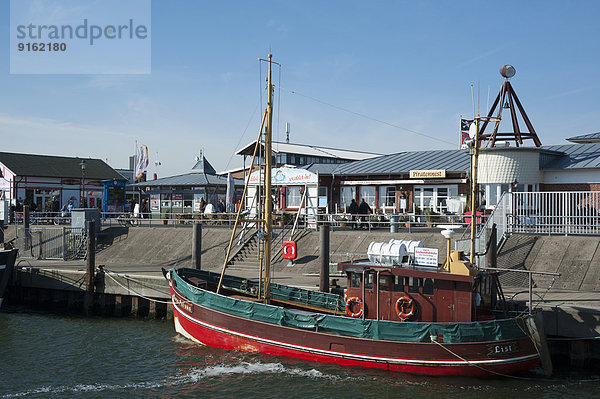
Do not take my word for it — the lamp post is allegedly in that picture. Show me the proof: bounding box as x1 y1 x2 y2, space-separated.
80 160 86 208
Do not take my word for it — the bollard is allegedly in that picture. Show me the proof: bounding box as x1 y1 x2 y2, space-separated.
192 222 202 269
319 225 330 293
390 215 399 233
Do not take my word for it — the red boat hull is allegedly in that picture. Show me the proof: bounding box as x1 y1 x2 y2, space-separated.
170 286 540 377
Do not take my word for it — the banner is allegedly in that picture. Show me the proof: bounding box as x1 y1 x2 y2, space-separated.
135 144 149 181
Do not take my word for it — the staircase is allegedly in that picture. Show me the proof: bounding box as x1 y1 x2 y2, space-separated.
227 234 261 271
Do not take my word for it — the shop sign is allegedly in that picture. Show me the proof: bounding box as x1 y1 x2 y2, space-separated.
410 170 446 179
249 167 317 186
172 193 183 201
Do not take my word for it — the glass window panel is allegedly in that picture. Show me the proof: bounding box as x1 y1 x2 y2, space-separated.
365 273 374 290
350 272 362 288
359 186 376 208
286 186 302 207
341 186 356 212
379 275 391 291
379 186 396 208
408 277 420 293
423 278 434 295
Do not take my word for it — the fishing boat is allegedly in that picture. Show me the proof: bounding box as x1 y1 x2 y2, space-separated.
0 248 18 308
166 54 543 376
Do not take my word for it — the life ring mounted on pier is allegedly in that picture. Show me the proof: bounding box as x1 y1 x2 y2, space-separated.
345 296 363 318
395 295 416 321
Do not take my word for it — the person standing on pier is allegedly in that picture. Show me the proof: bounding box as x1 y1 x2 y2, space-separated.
349 199 359 229
358 198 372 228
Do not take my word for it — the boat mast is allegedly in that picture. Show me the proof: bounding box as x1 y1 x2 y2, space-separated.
263 53 274 302
469 117 480 265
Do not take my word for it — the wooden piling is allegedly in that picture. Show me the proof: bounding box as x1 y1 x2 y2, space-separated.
319 225 330 293
149 300 157 318
130 296 139 317
192 223 202 269
84 221 96 315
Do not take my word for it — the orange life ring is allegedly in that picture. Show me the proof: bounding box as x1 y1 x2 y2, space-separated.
345 296 363 318
395 295 416 321
343 289 348 303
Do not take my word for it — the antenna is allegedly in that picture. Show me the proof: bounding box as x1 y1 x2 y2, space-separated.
285 122 290 143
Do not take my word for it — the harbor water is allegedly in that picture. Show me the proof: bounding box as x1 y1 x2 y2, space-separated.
1 312 599 399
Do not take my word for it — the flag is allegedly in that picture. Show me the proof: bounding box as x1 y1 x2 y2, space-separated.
460 118 473 147
135 144 149 182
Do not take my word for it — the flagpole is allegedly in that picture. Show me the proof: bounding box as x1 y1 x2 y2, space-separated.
459 114 462 148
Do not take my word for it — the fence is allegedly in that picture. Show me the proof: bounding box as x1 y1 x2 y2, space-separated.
17 227 86 260
455 191 600 267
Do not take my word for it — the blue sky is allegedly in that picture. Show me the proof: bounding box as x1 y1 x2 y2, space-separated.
1 0 599 178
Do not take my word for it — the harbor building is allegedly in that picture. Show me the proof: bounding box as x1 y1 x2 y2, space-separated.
0 152 125 214
133 154 243 219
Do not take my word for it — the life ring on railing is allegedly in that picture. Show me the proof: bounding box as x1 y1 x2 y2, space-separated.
345 296 363 318
395 296 416 321
343 289 348 303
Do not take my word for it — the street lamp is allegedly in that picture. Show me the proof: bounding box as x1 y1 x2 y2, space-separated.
80 160 86 208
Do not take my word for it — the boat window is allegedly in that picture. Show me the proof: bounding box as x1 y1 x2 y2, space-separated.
379 275 391 291
365 273 374 290
394 276 404 291
350 272 362 288
408 277 420 293
423 278 434 295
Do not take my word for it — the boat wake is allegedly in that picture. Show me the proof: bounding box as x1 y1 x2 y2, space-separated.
173 361 336 383
0 361 337 398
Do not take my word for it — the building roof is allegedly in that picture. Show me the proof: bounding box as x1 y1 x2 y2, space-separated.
333 149 471 176
566 132 600 144
132 172 243 187
304 163 343 175
236 140 380 161
542 143 600 170
190 156 216 174
0 152 125 180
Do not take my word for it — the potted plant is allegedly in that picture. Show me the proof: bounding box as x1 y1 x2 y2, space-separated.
424 208 440 227
338 216 348 227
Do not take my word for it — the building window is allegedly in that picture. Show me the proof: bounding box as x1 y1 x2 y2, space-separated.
359 186 376 208
413 185 458 213
340 186 356 212
286 186 302 208
379 186 396 209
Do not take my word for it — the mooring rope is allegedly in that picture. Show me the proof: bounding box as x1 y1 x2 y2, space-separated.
101 267 171 292
103 271 172 305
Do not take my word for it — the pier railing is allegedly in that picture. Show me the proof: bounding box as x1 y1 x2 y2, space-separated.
455 191 600 267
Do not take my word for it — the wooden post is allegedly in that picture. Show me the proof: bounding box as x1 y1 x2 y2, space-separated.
84 221 96 315
85 221 96 292
319 225 330 293
23 205 30 250
24 205 30 228
485 226 497 269
149 300 157 318
192 222 202 269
